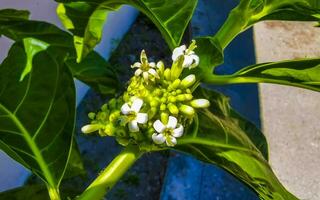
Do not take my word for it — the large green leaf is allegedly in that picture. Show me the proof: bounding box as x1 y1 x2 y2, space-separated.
0 9 30 21
0 42 75 190
0 9 119 95
175 87 297 200
65 51 119 95
194 37 224 77
203 58 320 92
193 87 268 159
55 0 198 62
0 184 81 200
244 0 320 25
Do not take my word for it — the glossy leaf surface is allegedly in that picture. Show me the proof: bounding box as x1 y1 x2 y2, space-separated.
204 58 320 92
0 9 119 95
175 87 297 199
194 37 224 77
0 43 75 189
0 184 81 200
247 0 320 25
56 0 198 61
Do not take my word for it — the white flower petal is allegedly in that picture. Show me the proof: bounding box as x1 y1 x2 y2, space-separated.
157 61 164 69
152 133 166 144
131 98 143 113
148 68 159 78
182 55 193 68
190 54 199 68
172 45 186 61
166 136 177 147
131 62 141 68
121 103 131 115
135 68 143 76
153 120 166 133
167 116 177 129
143 71 149 81
136 113 148 124
149 62 156 68
172 124 184 138
129 120 139 132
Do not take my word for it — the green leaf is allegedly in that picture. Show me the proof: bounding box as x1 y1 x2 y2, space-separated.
0 184 81 200
0 185 50 200
194 37 224 77
21 38 49 81
247 0 320 25
203 58 320 92
65 51 120 95
63 140 86 179
0 8 119 95
0 11 73 48
56 0 198 62
193 87 268 159
175 87 297 200
0 9 30 21
0 42 75 190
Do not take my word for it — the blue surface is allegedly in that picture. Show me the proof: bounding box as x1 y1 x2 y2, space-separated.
161 0 260 199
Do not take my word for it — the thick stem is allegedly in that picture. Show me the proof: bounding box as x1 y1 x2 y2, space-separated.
47 186 61 200
76 145 143 200
214 8 250 49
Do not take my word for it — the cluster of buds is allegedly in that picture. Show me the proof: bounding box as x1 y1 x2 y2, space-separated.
82 40 210 148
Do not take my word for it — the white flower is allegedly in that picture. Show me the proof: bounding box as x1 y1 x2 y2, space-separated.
152 116 184 147
121 98 148 132
131 50 159 82
172 41 199 69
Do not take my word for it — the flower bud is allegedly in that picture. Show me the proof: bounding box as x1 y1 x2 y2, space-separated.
179 105 195 116
160 104 166 111
88 112 96 120
104 124 115 136
168 96 176 103
170 79 181 90
160 97 167 103
190 99 210 108
161 112 169 124
164 68 171 80
150 99 159 107
109 111 120 122
168 103 179 115
170 55 184 80
184 94 193 101
181 74 196 88
101 104 108 111
81 124 102 134
108 98 117 108
148 107 157 119
176 94 186 101
157 61 164 73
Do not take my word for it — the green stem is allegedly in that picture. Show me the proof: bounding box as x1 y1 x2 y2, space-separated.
47 186 61 200
214 7 250 49
76 145 143 200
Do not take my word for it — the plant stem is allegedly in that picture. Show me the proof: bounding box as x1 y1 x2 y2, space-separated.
214 7 250 49
47 186 61 200
76 145 143 200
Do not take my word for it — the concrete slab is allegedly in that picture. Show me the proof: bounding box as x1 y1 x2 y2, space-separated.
254 21 320 200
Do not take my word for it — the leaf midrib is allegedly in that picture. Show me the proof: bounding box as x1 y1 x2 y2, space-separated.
178 137 256 153
0 103 56 187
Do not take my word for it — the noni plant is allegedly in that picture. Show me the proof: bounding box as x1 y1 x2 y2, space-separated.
0 0 319 200
82 41 210 149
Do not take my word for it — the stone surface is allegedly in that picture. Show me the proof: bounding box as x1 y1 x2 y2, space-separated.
254 21 320 200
